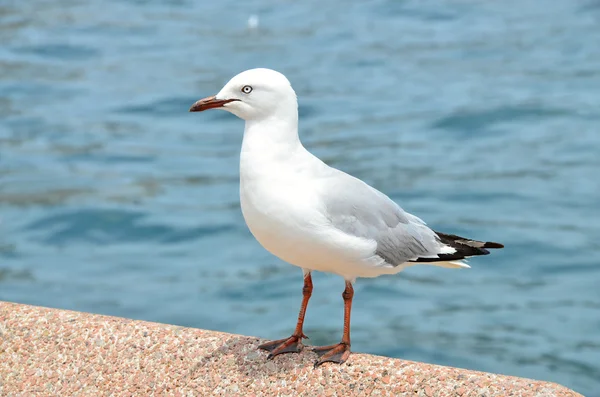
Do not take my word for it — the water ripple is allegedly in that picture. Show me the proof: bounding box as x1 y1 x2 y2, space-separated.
25 209 234 245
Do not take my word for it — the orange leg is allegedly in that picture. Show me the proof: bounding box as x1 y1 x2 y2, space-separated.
258 272 313 358
312 281 353 367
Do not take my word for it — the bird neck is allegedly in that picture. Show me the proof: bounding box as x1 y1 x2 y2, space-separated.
241 114 303 162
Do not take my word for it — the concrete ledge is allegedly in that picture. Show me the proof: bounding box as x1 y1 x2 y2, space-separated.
0 301 581 396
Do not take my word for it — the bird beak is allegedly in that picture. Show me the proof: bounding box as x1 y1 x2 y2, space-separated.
189 96 239 112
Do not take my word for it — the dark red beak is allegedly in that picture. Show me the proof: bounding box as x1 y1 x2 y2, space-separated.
189 96 239 112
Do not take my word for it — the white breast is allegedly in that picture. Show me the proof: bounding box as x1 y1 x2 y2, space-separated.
240 159 323 266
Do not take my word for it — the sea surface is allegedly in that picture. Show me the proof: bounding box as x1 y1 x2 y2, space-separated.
1 0 599 394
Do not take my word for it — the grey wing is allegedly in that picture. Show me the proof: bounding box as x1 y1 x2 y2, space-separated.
320 170 445 265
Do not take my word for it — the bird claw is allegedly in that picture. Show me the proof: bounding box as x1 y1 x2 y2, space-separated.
311 342 351 368
258 334 306 358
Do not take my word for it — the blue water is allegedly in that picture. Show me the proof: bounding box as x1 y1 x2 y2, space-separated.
1 0 599 394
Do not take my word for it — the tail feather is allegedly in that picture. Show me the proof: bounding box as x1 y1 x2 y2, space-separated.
438 260 471 269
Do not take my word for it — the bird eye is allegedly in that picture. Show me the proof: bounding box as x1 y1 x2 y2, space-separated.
241 85 253 94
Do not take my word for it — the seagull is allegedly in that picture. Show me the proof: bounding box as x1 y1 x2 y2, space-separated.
189 68 503 367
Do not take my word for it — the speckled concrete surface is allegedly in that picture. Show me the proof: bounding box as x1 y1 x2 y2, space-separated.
0 301 582 397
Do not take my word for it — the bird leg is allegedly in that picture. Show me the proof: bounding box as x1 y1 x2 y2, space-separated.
258 272 313 359
312 281 353 367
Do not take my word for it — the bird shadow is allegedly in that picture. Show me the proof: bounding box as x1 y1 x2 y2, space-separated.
178 334 328 388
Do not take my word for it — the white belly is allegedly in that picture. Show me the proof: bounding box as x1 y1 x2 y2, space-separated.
240 180 394 279
240 183 330 269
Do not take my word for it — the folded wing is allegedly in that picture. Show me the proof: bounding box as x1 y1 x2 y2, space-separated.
321 170 502 266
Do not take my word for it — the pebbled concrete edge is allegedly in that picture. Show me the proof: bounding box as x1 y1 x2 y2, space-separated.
0 301 583 397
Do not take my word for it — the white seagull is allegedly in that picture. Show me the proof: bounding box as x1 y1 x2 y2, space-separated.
190 68 503 367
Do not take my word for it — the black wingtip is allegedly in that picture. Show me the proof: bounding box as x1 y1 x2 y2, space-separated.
483 242 504 249
410 231 504 263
